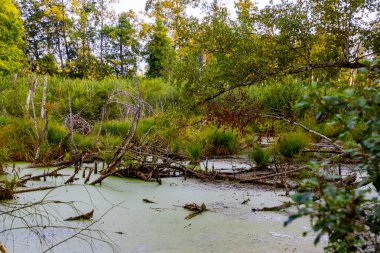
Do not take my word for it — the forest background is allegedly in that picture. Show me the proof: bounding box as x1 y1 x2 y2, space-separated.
0 0 379 252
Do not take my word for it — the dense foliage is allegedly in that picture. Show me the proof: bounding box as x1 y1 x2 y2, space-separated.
0 0 25 74
0 0 379 252
287 61 380 252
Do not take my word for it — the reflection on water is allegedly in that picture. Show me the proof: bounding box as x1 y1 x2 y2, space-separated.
0 164 324 253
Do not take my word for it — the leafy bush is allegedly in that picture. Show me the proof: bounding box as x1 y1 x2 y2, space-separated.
249 77 304 116
139 78 178 110
277 132 308 158
287 61 380 253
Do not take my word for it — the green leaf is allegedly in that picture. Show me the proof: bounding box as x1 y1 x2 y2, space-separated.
291 192 313 204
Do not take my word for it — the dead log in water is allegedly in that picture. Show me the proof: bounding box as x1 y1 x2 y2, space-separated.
14 186 59 194
0 186 14 200
65 209 94 221
183 203 208 220
239 166 307 184
0 242 9 253
252 201 294 212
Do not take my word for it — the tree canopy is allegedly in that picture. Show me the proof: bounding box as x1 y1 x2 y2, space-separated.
0 0 25 74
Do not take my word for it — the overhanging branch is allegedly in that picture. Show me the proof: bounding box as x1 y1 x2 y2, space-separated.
197 61 364 105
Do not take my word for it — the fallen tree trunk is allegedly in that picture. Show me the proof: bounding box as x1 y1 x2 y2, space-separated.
14 186 59 194
90 72 141 186
239 166 307 183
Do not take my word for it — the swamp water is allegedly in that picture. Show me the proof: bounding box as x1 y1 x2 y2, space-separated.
1 163 324 253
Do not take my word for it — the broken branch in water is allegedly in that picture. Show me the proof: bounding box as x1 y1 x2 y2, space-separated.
143 198 156 204
65 209 94 221
183 203 208 220
90 72 141 186
239 166 307 183
252 201 294 212
0 242 9 253
241 198 250 205
14 186 59 194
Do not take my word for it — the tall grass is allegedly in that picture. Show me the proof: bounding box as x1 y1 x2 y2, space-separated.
206 129 239 155
186 143 202 162
101 121 131 136
277 132 309 158
249 145 272 168
0 118 36 161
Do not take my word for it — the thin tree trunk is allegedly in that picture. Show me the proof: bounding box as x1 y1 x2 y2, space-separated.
41 75 48 119
57 34 64 68
25 75 37 114
35 75 48 161
68 95 77 152
90 71 141 185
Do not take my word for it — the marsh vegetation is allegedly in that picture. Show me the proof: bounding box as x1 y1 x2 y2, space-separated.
0 0 379 252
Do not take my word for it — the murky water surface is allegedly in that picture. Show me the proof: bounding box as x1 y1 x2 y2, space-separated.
0 163 324 253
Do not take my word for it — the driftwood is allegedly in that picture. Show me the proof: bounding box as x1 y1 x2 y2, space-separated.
183 203 208 220
239 167 307 183
65 209 94 221
0 187 13 200
0 242 9 253
252 201 294 212
143 198 156 204
302 149 343 154
241 198 250 205
84 168 94 184
14 186 58 194
136 171 149 181
90 72 141 185
29 153 103 168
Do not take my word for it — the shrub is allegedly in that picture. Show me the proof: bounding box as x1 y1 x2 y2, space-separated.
249 77 304 116
277 132 309 158
249 145 272 168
